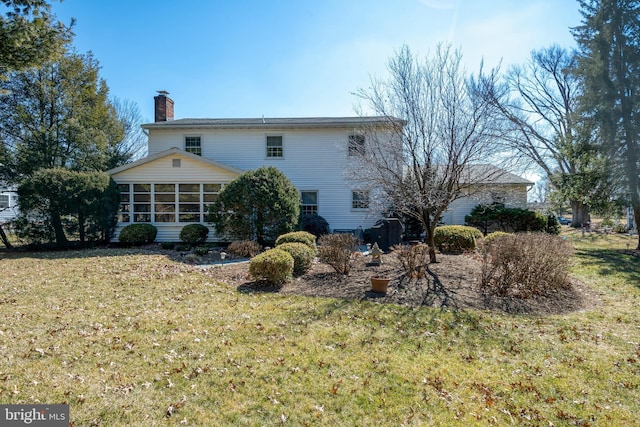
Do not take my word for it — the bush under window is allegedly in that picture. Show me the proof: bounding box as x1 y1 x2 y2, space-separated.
118 224 157 247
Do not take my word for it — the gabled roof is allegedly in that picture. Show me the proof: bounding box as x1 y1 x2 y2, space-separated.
107 147 244 176
142 116 404 130
463 164 534 185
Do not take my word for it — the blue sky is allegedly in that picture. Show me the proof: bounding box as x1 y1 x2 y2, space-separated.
52 0 582 123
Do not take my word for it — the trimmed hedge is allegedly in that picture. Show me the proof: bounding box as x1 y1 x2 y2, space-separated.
249 248 294 285
118 224 157 247
179 224 209 245
433 225 483 253
276 242 315 275
275 231 317 251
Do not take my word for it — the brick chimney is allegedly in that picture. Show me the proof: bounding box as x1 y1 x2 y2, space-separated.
154 90 174 122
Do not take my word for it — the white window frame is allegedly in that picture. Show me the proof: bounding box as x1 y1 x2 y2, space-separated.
351 190 370 210
348 134 365 156
184 135 202 156
266 135 284 158
300 191 318 215
0 194 10 209
117 183 225 224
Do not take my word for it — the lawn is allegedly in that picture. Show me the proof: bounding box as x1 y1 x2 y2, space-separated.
0 230 639 426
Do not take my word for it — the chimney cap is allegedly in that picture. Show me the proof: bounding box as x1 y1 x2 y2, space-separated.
156 90 170 96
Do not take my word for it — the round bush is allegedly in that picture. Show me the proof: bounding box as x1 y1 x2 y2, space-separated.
249 248 294 285
299 213 330 237
478 231 512 253
179 224 209 245
276 242 315 275
433 225 483 253
275 231 317 251
118 224 157 247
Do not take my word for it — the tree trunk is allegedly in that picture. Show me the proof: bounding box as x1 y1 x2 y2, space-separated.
0 224 12 249
632 201 640 251
570 200 590 228
423 223 438 263
51 211 68 246
78 211 85 243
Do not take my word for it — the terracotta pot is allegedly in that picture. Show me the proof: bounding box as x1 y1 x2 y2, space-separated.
370 276 390 293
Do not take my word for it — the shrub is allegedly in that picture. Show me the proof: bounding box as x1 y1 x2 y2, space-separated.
318 233 360 275
478 231 511 252
299 213 330 237
249 248 294 285
545 214 561 235
227 240 262 258
179 224 209 245
160 242 176 250
480 233 573 300
174 244 190 252
275 231 317 251
433 225 483 253
276 242 315 275
208 166 300 246
193 246 210 256
613 223 627 233
392 243 430 278
465 203 548 234
118 224 157 247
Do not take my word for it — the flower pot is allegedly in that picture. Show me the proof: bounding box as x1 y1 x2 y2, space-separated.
370 276 390 293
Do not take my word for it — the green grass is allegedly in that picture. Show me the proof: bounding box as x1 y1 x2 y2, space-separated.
0 233 639 426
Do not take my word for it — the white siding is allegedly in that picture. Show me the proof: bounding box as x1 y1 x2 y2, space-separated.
441 184 530 225
0 189 18 224
147 127 393 232
111 152 240 242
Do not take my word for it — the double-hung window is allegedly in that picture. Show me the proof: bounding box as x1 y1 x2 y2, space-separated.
185 136 202 156
0 194 9 209
300 191 318 215
352 190 370 209
266 135 283 158
348 134 365 156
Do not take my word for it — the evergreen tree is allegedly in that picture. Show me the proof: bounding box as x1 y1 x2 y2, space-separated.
208 167 300 246
572 0 640 248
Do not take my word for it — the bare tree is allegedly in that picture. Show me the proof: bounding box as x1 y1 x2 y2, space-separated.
475 45 616 227
109 97 147 168
350 44 506 263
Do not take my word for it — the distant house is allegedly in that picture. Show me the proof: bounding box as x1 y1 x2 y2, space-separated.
0 186 18 225
108 92 533 242
440 165 534 225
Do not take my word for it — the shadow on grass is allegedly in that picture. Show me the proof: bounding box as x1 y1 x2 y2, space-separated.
575 249 640 289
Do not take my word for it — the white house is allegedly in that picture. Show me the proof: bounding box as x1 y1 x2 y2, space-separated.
108 92 532 242
0 186 18 225
108 92 402 242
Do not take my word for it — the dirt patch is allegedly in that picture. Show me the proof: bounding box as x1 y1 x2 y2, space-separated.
199 252 600 315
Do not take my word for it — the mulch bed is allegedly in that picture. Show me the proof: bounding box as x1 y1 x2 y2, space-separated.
199 252 601 315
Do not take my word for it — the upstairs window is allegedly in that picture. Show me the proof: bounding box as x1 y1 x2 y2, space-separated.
185 136 202 156
352 190 370 209
266 135 283 158
300 191 318 215
348 134 365 156
0 194 9 209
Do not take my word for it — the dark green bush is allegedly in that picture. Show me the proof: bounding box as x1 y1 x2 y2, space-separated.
118 224 157 247
276 242 315 275
545 214 561 235
249 248 294 285
227 240 262 258
299 213 330 237
179 224 209 245
193 246 210 256
161 242 176 250
275 231 317 251
433 225 483 253
465 203 548 234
